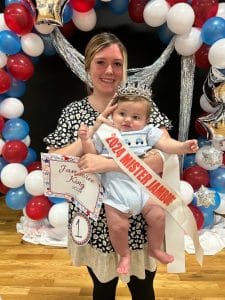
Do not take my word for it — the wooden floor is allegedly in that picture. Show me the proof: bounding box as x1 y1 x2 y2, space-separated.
0 197 225 300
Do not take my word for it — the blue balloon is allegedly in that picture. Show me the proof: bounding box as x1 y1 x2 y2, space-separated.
0 93 6 102
22 147 38 166
202 210 215 229
5 186 31 210
157 24 174 45
95 0 102 9
192 188 221 212
0 157 7 172
183 154 196 170
48 196 66 204
6 77 26 97
109 0 129 15
40 35 57 56
0 30 21 55
201 17 225 45
62 2 73 24
5 0 22 5
197 136 211 148
209 167 225 193
2 117 30 140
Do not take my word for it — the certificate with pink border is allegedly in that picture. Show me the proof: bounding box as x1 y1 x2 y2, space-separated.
41 153 103 221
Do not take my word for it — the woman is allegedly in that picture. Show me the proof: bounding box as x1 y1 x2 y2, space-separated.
44 32 172 300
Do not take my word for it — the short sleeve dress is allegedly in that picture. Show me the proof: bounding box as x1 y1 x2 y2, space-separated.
44 97 172 282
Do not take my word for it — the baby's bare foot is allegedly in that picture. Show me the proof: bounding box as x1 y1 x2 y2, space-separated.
149 249 174 264
117 256 130 275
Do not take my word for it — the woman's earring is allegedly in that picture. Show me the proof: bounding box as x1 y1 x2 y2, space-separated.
87 73 93 89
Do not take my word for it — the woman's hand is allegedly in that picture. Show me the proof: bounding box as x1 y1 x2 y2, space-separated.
77 153 119 175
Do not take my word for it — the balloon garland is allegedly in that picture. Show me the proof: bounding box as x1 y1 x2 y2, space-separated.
0 0 225 241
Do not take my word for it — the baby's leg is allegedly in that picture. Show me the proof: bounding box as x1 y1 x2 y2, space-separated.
142 201 174 264
105 204 130 274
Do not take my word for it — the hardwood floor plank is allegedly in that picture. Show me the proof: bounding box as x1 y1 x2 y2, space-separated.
1 197 225 299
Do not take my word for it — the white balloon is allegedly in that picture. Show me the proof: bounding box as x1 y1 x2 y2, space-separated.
143 0 170 27
195 145 223 170
48 202 69 228
1 163 28 188
0 52 7 68
179 180 194 205
216 3 225 19
21 33 44 57
22 135 31 147
25 170 44 196
167 3 195 35
0 97 24 119
34 23 56 35
72 9 96 32
208 38 225 69
199 94 218 113
215 192 225 214
0 138 5 155
0 13 9 31
175 27 202 56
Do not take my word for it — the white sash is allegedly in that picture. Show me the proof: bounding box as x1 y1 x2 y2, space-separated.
97 124 203 271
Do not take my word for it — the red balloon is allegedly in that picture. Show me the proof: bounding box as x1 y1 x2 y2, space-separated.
188 204 204 230
195 44 210 70
128 0 148 23
2 140 28 163
60 20 77 39
4 3 34 35
182 165 210 191
0 69 11 94
27 161 42 173
0 116 5 132
7 53 34 81
25 195 52 220
194 114 209 137
192 0 218 28
70 0 95 12
0 180 9 194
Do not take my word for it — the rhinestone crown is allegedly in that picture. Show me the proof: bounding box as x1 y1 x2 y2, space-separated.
118 81 152 101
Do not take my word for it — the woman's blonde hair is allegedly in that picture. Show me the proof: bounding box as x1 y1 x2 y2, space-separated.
84 32 128 84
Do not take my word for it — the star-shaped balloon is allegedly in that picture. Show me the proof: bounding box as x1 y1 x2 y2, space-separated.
195 185 215 208
203 67 225 107
35 0 70 26
198 103 225 140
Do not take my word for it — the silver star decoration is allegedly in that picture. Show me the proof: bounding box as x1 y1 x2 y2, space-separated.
195 185 215 208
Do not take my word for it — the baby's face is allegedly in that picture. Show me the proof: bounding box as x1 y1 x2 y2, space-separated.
112 101 148 132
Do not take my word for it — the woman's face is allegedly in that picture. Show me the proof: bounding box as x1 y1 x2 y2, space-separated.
89 44 124 96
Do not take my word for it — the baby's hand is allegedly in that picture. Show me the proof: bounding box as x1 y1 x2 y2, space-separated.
78 124 89 141
184 139 199 153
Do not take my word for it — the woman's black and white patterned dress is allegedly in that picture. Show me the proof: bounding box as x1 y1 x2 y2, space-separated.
44 97 172 269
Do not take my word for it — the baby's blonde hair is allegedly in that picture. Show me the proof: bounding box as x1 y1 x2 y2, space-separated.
113 95 152 119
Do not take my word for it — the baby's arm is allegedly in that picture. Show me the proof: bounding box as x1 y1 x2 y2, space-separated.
78 124 97 154
155 135 199 155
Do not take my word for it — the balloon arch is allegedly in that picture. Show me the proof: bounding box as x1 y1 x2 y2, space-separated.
0 0 225 240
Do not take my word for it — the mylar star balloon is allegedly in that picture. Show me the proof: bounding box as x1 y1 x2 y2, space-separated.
203 67 225 107
35 0 70 26
198 103 225 140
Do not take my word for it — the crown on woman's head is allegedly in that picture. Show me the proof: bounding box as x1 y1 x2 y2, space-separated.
118 81 152 101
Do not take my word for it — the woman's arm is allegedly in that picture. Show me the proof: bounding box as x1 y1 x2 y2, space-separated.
76 129 169 175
